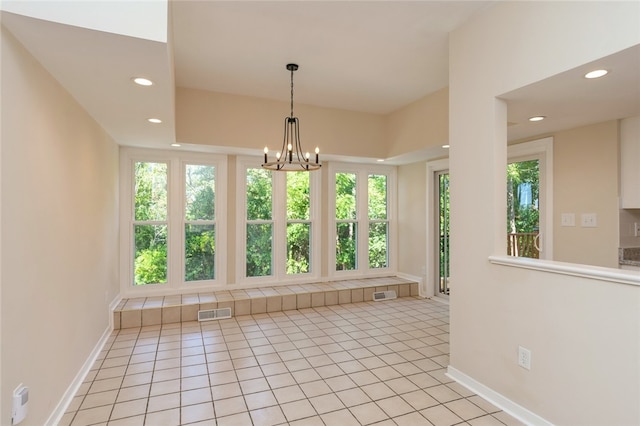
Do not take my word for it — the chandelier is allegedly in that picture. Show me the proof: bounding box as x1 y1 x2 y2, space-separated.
262 63 321 171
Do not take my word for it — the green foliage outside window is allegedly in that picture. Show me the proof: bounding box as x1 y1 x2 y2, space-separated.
185 165 216 282
133 162 219 285
507 160 539 233
336 173 357 270
247 168 272 220
134 162 168 285
287 223 310 274
368 174 387 220
287 172 311 274
368 175 388 268
246 169 273 277
246 223 272 277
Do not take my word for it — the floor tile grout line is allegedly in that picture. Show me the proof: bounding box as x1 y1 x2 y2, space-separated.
62 299 522 426
106 327 141 424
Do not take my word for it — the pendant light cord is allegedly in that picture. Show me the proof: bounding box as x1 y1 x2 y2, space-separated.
290 67 295 118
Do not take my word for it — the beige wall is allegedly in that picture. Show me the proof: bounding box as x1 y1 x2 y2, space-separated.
386 87 448 158
553 120 620 267
177 85 449 162
449 2 639 425
176 87 388 159
1 27 119 425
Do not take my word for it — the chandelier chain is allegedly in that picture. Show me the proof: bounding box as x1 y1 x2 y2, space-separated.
290 67 294 118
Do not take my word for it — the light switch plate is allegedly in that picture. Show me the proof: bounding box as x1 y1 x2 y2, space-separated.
561 213 575 227
581 213 597 227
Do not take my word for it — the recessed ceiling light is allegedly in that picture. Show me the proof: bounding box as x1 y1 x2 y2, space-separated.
528 116 545 122
584 69 608 79
133 77 153 86
442 144 450 149
147 118 162 124
171 143 181 147
376 159 385 162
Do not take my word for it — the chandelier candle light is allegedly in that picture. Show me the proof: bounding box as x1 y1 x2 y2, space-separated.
262 64 321 171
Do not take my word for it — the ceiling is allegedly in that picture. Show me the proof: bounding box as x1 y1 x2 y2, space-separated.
2 1 639 160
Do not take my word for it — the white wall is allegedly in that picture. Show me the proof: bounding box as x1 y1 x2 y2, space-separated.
397 162 428 283
449 2 640 425
1 26 119 425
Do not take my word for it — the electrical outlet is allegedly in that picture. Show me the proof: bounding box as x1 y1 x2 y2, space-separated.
518 346 531 370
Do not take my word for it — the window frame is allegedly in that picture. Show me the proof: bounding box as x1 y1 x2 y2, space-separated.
235 156 321 285
120 148 227 297
328 162 397 278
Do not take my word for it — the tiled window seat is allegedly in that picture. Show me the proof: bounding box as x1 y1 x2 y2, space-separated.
114 276 419 329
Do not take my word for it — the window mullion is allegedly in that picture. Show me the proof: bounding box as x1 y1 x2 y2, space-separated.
167 159 182 288
273 171 285 278
358 170 369 272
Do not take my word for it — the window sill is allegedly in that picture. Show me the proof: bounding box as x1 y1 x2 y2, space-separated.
488 255 640 287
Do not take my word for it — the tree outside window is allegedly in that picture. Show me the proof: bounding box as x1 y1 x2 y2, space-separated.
368 174 388 269
336 172 357 271
246 168 273 277
184 164 216 282
134 161 168 285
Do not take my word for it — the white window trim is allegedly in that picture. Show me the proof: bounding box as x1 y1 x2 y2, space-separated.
119 147 227 297
235 156 321 286
426 158 450 299
328 162 397 279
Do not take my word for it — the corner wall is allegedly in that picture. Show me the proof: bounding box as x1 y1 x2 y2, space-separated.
397 162 428 284
449 2 640 425
1 26 119 425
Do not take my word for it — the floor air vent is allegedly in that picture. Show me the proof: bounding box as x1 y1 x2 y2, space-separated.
198 307 232 321
372 290 397 302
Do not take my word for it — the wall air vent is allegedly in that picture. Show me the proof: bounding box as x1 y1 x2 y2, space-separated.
198 307 232 321
372 290 397 302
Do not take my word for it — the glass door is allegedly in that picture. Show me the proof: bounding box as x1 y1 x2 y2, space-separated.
437 171 450 295
507 159 540 258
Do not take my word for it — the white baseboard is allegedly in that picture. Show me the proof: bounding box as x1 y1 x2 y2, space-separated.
446 366 554 426
431 295 449 305
108 294 122 330
45 325 113 426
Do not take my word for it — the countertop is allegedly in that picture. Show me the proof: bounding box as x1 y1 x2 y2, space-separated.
619 247 640 267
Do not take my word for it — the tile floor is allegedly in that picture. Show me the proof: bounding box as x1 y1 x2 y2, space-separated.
61 297 524 426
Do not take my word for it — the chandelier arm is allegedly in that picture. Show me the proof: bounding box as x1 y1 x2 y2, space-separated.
294 119 305 163
281 116 290 162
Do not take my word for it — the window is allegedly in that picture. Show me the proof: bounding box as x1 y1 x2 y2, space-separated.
330 163 396 277
237 157 320 284
368 174 388 268
133 161 168 285
245 168 273 277
286 172 312 274
184 164 217 281
120 149 227 295
335 172 357 270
